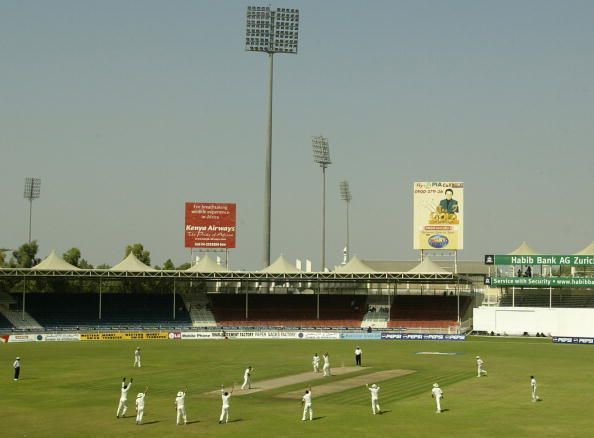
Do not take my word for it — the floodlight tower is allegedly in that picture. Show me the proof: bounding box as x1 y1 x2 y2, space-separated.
339 180 352 262
24 178 41 243
245 6 300 268
312 136 331 271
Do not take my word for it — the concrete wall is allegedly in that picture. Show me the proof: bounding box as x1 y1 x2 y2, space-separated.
473 307 594 337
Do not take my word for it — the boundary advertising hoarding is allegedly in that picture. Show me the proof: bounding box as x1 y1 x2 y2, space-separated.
485 276 594 288
185 202 236 249
485 255 594 266
413 182 464 250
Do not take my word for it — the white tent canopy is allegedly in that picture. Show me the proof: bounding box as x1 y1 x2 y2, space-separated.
575 242 594 255
186 254 228 272
507 241 542 255
110 252 156 272
407 257 450 274
260 255 301 273
334 255 376 273
32 250 80 271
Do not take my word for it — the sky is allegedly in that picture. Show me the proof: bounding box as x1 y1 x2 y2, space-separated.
1 0 593 270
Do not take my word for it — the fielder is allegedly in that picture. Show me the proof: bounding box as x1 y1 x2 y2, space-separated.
530 376 540 402
431 383 444 413
312 353 320 373
366 383 381 415
241 366 253 390
219 385 234 424
301 387 313 421
476 356 487 377
116 377 133 418
13 357 21 381
135 387 148 425
134 347 141 368
175 387 188 425
323 353 331 377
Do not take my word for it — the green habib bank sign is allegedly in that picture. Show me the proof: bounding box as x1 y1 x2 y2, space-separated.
484 255 594 266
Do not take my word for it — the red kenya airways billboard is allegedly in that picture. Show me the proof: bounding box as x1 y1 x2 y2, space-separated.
185 203 236 248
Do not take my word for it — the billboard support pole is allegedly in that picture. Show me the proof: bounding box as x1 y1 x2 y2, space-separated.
316 283 320 320
173 280 176 320
99 278 102 320
245 288 249 320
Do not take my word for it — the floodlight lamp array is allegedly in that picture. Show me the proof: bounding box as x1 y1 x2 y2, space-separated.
340 180 352 202
312 136 331 166
24 177 41 199
246 6 299 54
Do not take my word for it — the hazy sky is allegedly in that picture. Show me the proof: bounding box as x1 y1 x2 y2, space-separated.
1 1 593 270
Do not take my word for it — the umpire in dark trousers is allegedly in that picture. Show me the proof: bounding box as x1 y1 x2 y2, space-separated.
355 347 362 366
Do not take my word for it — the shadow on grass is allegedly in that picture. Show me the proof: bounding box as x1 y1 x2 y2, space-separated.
140 421 160 425
185 420 200 425
226 419 243 423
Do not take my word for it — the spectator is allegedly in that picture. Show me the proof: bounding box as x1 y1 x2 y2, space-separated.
525 266 532 277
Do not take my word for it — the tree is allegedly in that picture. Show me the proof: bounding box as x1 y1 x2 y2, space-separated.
0 250 6 267
63 248 82 267
162 259 175 270
12 241 39 268
125 243 151 266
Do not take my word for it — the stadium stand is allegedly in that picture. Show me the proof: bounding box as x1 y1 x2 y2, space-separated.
209 294 367 327
388 295 471 329
0 312 13 329
20 293 191 328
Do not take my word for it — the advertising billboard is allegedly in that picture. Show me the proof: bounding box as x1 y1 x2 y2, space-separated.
414 182 464 250
185 203 236 249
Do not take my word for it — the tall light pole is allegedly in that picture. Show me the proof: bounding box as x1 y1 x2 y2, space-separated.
246 6 300 267
24 178 41 243
340 180 352 262
312 136 331 271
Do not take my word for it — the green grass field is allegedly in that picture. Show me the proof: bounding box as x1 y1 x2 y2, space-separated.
2 336 593 437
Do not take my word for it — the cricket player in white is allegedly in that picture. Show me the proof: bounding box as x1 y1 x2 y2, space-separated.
219 385 234 424
241 366 253 390
476 356 487 377
431 383 443 413
134 347 141 368
135 387 148 425
323 353 331 377
366 384 381 415
530 376 540 402
312 353 320 373
301 387 313 421
175 388 188 425
116 377 133 418
13 357 21 381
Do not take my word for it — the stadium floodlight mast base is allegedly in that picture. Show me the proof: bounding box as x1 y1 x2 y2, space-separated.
312 136 331 271
339 180 352 262
246 6 300 268
24 177 41 244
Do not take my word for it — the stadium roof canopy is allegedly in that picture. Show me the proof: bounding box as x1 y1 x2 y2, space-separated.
32 250 80 271
260 255 301 273
407 257 449 274
334 255 375 273
186 254 228 272
575 242 594 255
110 252 156 272
507 241 541 255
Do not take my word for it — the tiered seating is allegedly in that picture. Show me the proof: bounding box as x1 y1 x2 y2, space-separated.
388 295 468 329
0 312 13 329
210 294 367 327
23 293 191 327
